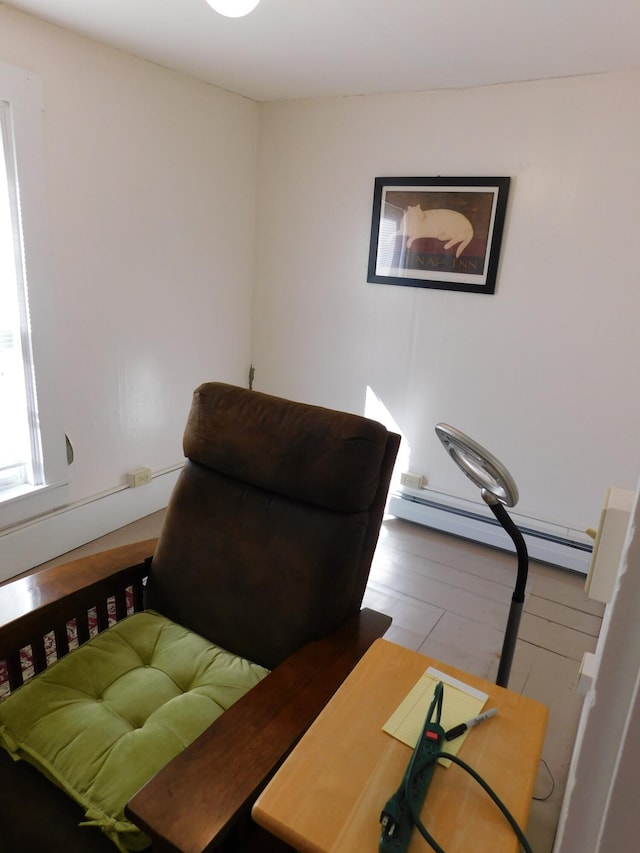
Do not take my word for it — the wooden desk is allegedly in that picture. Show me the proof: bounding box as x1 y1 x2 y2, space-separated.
252 639 548 852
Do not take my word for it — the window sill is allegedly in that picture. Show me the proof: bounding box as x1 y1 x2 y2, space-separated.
0 480 69 533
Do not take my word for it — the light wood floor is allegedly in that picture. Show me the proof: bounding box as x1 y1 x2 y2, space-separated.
33 510 602 853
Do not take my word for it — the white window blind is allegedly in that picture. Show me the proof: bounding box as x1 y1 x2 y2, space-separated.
0 101 34 493
0 62 68 530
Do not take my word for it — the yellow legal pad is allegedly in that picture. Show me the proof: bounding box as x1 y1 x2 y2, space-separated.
383 666 489 766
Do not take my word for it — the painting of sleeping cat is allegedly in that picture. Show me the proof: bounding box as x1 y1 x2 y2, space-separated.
397 204 474 258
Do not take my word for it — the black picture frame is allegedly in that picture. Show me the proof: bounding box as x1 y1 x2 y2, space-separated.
367 176 510 294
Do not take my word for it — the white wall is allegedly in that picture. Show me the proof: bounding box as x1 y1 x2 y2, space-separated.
253 71 640 535
2 5 638 571
554 479 640 850
0 7 258 573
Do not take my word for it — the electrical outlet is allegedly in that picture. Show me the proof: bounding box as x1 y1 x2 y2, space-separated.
400 471 425 489
127 467 152 488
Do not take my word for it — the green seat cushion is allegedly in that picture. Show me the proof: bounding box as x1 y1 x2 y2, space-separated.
0 610 269 851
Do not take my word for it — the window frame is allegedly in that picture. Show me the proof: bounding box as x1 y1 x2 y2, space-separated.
0 61 68 529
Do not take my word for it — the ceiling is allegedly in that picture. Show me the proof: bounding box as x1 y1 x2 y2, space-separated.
3 0 639 102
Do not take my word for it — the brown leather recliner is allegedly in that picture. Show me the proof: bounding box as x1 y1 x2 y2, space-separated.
0 382 400 852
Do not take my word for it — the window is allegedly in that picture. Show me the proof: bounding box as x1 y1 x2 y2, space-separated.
0 62 67 529
1 102 32 492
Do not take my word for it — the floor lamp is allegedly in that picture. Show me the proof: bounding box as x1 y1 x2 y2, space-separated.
435 423 528 688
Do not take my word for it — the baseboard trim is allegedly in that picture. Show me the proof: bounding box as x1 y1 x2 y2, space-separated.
0 466 182 582
388 491 592 574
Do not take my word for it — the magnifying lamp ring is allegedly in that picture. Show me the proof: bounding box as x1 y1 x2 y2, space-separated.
435 423 519 508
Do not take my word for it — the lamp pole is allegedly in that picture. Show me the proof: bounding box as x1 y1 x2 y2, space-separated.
435 423 529 689
482 489 529 688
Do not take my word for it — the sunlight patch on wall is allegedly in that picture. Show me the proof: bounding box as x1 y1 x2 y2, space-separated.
365 385 408 493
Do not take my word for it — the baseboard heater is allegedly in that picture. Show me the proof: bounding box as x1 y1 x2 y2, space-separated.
388 490 593 574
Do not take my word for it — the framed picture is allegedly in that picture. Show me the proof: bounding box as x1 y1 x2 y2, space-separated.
367 176 510 294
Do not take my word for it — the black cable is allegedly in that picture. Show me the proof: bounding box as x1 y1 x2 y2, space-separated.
533 757 555 802
403 749 533 853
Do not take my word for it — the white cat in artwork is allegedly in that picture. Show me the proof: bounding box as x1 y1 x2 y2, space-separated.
397 205 474 258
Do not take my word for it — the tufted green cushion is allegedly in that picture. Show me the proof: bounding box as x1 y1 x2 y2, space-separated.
0 610 269 851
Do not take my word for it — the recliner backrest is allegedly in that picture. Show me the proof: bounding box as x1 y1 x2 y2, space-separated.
146 383 400 669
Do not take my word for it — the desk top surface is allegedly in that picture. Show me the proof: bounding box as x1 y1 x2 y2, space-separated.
253 639 548 853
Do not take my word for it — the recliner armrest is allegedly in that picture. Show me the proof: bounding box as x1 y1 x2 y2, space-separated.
126 607 392 853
